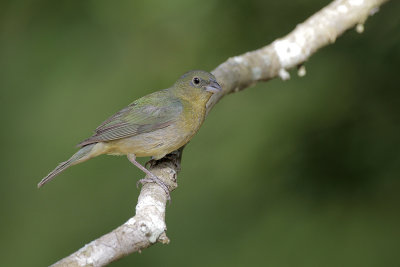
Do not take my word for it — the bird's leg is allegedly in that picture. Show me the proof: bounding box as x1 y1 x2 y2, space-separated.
127 154 171 201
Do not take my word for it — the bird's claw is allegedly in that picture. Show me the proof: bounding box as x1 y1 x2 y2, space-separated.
136 178 153 188
137 175 171 202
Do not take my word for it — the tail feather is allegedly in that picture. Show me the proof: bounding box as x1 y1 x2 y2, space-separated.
38 144 96 188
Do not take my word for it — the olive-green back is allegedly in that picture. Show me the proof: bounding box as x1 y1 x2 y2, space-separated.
77 89 183 147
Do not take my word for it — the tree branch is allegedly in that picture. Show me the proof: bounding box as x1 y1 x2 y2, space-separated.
50 0 389 266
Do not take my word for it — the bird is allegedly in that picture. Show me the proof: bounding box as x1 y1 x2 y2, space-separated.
38 70 222 199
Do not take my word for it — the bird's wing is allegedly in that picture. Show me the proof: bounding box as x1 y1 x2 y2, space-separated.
77 90 183 147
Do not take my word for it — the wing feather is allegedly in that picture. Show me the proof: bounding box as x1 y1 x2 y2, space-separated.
77 90 182 147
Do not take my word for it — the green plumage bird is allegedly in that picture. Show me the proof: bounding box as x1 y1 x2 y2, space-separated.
38 70 221 198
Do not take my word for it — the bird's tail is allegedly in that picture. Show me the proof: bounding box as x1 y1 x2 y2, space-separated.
38 143 97 188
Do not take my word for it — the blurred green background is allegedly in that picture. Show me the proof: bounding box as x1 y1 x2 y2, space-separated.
1 0 400 266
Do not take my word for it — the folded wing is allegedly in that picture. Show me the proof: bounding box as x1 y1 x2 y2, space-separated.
77 90 183 147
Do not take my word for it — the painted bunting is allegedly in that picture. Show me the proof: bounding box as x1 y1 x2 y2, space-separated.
38 70 221 199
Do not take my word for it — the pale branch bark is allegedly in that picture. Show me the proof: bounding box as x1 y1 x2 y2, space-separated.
51 0 389 266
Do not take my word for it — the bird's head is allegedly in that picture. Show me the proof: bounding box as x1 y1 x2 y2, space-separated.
174 70 222 100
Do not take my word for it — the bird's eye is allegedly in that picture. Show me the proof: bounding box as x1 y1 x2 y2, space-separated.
192 77 200 85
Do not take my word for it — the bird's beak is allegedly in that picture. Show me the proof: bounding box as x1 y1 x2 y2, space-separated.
205 80 222 94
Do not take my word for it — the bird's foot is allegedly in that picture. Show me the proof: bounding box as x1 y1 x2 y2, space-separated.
127 154 171 202
136 175 171 202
